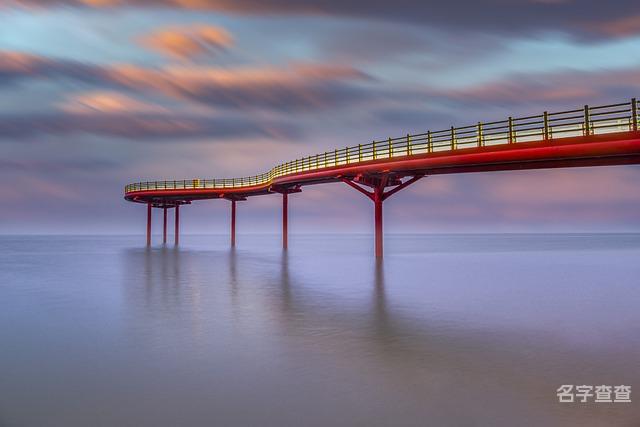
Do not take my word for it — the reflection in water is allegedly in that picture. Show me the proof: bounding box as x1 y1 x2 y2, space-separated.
120 236 639 426
372 259 390 340
0 235 638 426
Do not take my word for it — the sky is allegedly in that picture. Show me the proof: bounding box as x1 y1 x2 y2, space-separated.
1 0 639 235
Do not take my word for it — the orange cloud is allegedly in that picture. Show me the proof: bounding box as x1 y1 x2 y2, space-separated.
0 51 43 73
60 91 168 114
0 49 371 111
139 25 234 59
104 62 371 110
8 0 640 45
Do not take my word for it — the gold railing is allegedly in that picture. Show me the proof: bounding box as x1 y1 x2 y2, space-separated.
125 99 639 194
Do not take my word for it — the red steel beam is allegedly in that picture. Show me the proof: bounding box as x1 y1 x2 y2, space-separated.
340 178 373 200
382 174 424 201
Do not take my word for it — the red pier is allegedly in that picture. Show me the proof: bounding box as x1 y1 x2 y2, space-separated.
128 99 640 256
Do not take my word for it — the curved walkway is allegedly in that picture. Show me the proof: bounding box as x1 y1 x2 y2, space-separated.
124 99 640 256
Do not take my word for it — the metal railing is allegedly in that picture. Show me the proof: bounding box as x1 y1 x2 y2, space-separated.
125 98 639 194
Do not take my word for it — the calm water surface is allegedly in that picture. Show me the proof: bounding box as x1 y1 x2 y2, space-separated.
0 234 638 426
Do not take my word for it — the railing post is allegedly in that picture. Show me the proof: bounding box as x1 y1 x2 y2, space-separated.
334 149 338 166
508 117 514 144
632 98 638 131
427 131 432 153
373 140 377 160
388 137 392 158
407 133 411 156
543 111 549 140
584 104 590 136
477 122 483 147
450 126 456 150
358 144 362 162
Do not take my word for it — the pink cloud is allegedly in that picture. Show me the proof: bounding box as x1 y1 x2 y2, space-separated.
587 15 640 37
486 168 640 206
0 49 373 111
60 91 169 114
139 25 234 60
445 73 634 104
104 62 371 111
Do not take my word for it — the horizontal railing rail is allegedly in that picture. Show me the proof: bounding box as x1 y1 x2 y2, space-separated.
125 98 639 194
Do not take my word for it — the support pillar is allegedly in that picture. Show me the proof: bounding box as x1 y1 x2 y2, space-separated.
174 205 180 246
283 193 288 250
342 174 424 258
163 207 168 244
272 186 299 250
146 203 152 246
374 189 383 258
231 200 236 247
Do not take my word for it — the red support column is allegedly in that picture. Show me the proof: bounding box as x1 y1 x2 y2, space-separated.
282 193 288 250
174 205 180 246
163 208 167 244
342 174 423 258
231 200 236 247
146 203 152 246
374 189 383 258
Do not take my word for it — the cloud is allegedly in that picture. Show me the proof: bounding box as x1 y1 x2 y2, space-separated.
396 167 640 226
0 50 109 86
430 68 640 109
3 49 638 148
105 62 372 111
318 24 432 63
60 91 169 114
139 25 233 59
586 15 640 38
8 0 640 40
0 158 116 172
487 167 640 206
0 51 373 112
0 111 298 140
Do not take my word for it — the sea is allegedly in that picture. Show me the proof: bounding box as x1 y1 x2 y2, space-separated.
0 233 638 426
